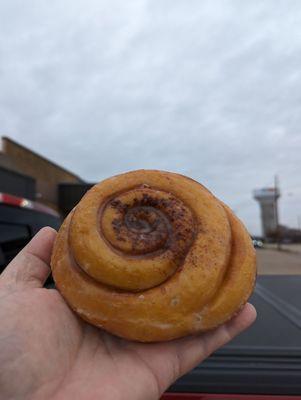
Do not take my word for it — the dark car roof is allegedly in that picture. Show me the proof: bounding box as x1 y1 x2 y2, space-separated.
169 275 301 396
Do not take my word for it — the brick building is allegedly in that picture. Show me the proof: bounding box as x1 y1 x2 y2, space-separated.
0 136 84 211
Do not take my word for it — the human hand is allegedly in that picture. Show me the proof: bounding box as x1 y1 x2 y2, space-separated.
0 227 256 400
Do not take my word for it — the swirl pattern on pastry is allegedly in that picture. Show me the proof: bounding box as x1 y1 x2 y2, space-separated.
51 170 256 342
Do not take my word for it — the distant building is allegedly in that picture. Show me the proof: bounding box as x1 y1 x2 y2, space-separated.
278 225 301 243
253 186 301 243
253 187 280 239
0 136 84 211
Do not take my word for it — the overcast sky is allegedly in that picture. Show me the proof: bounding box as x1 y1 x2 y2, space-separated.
1 0 301 235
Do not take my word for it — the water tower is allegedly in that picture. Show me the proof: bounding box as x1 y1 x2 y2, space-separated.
253 188 280 239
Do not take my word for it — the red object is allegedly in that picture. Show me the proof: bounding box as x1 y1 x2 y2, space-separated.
161 394 301 400
0 193 24 207
0 192 59 217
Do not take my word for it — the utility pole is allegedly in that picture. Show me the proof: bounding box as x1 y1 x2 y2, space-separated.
298 215 301 231
274 175 281 250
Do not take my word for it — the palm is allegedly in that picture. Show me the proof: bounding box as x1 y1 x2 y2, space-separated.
1 285 169 399
0 228 256 400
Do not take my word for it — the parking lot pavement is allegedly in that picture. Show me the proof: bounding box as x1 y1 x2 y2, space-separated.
257 245 301 275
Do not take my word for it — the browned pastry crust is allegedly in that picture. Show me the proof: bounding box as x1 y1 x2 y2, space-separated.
51 170 256 342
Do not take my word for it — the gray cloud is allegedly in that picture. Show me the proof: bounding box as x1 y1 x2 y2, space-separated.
1 0 301 234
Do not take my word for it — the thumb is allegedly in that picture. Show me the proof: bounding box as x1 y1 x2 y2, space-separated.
0 227 57 290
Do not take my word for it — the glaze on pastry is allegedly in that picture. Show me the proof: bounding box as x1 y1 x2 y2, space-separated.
51 170 256 342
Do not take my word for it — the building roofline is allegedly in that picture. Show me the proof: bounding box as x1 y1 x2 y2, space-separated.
2 136 84 183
